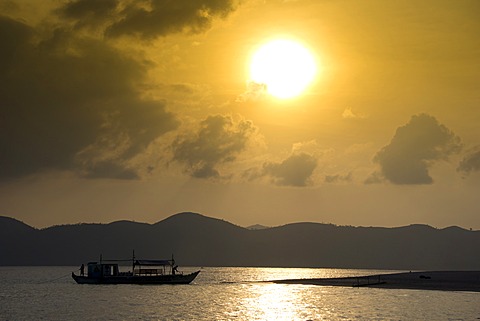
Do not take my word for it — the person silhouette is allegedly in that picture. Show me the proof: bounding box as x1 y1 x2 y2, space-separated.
80 264 85 276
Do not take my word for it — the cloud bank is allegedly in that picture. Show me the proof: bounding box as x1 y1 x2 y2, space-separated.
0 0 241 181
0 15 178 180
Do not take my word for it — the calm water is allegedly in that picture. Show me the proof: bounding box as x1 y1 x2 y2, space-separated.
1 266 479 320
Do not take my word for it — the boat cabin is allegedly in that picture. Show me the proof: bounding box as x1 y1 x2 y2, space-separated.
85 259 177 277
87 262 120 277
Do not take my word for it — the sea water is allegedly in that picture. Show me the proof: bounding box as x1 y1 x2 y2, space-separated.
0 266 479 320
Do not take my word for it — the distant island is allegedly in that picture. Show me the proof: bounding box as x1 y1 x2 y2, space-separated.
1 212 479 269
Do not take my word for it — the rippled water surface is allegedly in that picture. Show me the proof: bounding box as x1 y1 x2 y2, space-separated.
1 266 479 320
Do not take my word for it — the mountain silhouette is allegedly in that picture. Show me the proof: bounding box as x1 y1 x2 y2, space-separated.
1 212 479 269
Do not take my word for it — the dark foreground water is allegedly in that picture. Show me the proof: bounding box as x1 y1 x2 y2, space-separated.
1 266 479 320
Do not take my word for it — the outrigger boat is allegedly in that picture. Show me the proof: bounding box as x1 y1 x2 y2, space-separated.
72 253 200 285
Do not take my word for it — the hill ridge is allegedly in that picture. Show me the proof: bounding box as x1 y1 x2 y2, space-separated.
1 212 479 269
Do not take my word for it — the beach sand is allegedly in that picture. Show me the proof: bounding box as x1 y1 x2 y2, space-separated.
273 271 480 292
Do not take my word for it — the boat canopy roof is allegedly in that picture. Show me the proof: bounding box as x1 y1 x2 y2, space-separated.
134 259 172 266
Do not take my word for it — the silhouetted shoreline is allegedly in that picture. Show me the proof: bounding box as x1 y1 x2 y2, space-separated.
273 271 480 292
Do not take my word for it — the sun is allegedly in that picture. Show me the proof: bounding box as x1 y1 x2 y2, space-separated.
249 39 317 99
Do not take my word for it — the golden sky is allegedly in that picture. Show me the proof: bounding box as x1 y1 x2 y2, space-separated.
1 0 479 229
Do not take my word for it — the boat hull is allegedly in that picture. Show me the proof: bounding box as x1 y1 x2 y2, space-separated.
72 270 200 285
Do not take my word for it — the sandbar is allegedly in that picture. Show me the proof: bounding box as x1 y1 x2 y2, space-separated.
273 271 480 292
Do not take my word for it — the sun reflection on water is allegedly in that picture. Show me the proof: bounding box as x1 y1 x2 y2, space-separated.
196 266 402 320
235 283 322 321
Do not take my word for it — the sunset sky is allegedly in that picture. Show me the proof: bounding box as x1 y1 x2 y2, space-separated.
1 0 479 229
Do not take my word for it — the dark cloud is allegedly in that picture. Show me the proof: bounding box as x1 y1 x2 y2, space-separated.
60 0 118 18
57 0 119 29
457 146 480 175
0 15 31 69
369 113 462 185
0 15 177 180
55 0 240 39
171 114 258 179
263 152 317 187
74 99 178 179
89 0 239 39
0 1 19 12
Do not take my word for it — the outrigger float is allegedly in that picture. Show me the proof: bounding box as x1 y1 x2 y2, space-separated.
72 253 199 285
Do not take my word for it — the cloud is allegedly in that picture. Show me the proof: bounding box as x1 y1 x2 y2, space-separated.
57 0 119 29
0 15 177 181
56 0 240 39
0 0 242 181
457 146 480 175
364 171 383 184
262 152 318 187
171 114 258 179
103 0 240 40
236 81 267 102
325 172 352 183
74 100 178 179
291 140 320 155
368 113 462 185
244 141 320 187
342 107 366 119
